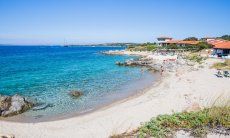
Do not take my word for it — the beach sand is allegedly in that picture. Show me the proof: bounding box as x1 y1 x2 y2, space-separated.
1 58 230 138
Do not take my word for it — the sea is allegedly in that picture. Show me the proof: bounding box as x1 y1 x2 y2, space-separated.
0 46 159 121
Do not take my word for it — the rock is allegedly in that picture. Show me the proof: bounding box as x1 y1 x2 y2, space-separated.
32 103 54 111
0 95 11 111
0 94 33 117
116 58 153 67
148 67 158 72
115 61 123 66
187 61 195 66
0 133 15 138
69 91 83 98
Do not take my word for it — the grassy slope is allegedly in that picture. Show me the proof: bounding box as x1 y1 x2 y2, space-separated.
212 59 230 70
111 106 230 138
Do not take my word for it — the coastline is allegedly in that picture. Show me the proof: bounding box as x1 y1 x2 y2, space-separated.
1 71 161 123
1 51 230 138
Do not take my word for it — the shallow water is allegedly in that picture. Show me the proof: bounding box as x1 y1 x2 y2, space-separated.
0 46 158 121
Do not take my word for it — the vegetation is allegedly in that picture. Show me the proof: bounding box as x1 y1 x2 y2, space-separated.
162 44 179 49
111 106 230 138
211 59 230 70
186 53 206 63
159 42 211 51
183 37 198 41
127 43 157 52
196 42 212 51
218 35 230 41
139 106 230 138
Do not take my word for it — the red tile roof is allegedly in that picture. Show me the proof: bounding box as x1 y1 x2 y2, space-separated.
163 40 200 45
213 41 230 49
207 39 230 49
207 39 225 45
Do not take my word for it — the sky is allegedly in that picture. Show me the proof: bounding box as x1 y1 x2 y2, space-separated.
0 0 230 45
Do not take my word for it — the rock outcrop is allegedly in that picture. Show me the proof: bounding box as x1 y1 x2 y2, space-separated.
116 58 153 67
0 94 33 117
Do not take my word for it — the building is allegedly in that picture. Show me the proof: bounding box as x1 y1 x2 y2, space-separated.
201 37 216 42
157 37 173 46
160 40 200 47
211 41 230 58
157 36 199 47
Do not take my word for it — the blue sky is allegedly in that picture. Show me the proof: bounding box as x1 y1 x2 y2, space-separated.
0 0 229 45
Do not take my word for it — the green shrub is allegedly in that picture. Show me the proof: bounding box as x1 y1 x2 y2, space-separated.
184 37 198 41
146 45 157 51
137 107 230 138
127 44 157 52
186 54 205 63
196 42 212 50
211 59 230 70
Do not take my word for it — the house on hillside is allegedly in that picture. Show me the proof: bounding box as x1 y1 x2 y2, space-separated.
210 41 230 58
158 39 200 47
157 37 173 46
162 40 200 47
157 36 200 47
201 37 216 42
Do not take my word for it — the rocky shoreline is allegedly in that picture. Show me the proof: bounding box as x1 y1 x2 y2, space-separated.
0 90 84 118
114 53 186 74
105 50 206 75
0 94 34 117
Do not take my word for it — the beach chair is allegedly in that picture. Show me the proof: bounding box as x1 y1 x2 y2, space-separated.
215 71 223 78
223 71 230 77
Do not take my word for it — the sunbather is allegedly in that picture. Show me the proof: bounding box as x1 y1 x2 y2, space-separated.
223 71 230 77
216 70 223 78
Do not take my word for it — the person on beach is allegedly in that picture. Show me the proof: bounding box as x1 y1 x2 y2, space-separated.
161 65 164 75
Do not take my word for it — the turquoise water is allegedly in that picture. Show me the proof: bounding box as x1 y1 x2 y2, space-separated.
0 46 157 121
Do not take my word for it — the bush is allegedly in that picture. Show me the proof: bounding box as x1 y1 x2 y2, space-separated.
111 106 230 138
211 59 230 70
184 37 198 41
127 44 157 52
219 35 230 41
146 45 157 51
137 107 230 138
186 54 205 63
163 44 179 49
196 42 212 50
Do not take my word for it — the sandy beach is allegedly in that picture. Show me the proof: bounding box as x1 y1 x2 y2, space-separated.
1 55 230 137
1 0 230 137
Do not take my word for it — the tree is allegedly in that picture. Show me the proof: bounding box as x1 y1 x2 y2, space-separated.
147 45 157 51
196 42 212 50
219 35 230 41
184 37 198 41
165 44 178 49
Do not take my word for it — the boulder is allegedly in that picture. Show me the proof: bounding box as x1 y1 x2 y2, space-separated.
0 94 33 117
0 95 11 111
69 91 83 98
0 133 15 138
116 57 154 68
